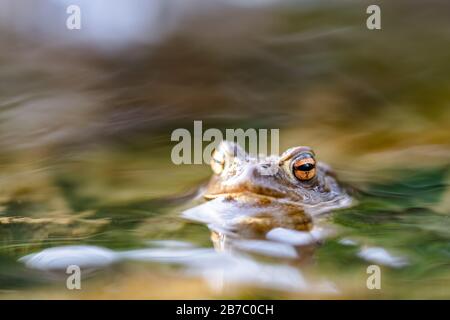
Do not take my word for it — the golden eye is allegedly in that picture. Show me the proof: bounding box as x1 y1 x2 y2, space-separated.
292 154 316 181
210 149 225 175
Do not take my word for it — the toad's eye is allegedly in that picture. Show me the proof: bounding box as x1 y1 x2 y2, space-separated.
210 149 226 175
292 154 316 181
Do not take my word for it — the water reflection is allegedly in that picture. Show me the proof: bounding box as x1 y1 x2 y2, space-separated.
9 163 450 298
19 240 337 294
0 0 450 299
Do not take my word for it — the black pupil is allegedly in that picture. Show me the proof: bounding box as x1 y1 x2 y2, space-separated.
295 163 314 171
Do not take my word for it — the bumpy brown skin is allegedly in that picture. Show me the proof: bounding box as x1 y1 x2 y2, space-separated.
197 141 353 244
186 141 352 250
204 141 351 221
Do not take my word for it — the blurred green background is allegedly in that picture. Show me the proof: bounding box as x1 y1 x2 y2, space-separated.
0 0 449 299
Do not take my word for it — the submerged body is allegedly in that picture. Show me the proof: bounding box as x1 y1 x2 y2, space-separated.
183 141 352 248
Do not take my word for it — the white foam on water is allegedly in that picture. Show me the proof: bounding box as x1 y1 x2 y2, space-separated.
146 240 195 248
339 238 358 246
18 243 335 294
357 247 409 268
231 239 299 259
266 227 316 246
198 257 308 293
118 248 215 263
19 245 118 271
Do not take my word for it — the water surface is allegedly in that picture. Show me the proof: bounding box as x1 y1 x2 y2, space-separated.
0 0 449 299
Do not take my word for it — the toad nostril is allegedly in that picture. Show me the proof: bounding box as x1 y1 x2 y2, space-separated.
258 162 279 176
